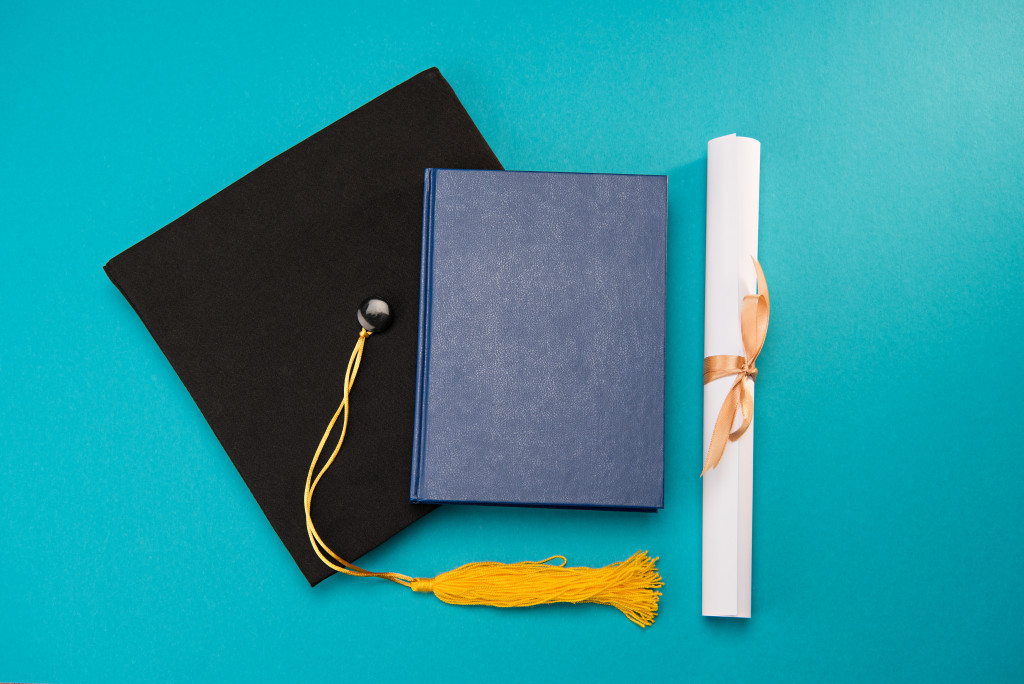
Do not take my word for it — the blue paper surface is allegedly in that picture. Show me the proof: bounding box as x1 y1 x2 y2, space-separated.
1 1 1022 681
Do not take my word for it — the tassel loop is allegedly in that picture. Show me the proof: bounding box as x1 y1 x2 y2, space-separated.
410 577 434 593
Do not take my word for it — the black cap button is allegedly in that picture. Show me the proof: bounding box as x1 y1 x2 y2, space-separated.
356 297 393 333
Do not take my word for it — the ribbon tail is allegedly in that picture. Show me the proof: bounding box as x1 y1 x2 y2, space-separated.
701 379 743 476
728 376 755 442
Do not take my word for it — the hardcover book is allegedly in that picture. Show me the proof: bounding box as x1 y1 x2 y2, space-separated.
411 169 666 510
104 69 502 585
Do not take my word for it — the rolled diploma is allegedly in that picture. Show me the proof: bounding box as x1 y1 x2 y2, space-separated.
702 134 760 618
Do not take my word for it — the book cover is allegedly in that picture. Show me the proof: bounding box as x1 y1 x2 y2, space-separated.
412 169 666 510
104 69 503 586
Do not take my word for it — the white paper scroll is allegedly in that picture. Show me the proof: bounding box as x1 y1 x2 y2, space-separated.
702 134 760 618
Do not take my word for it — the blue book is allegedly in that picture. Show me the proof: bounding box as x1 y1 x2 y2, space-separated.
411 169 666 510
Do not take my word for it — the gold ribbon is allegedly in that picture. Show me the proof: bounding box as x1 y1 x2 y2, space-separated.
701 257 770 476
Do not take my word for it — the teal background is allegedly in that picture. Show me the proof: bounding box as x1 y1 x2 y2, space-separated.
2 1 1022 681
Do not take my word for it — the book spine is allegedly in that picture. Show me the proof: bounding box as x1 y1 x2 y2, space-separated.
410 168 437 502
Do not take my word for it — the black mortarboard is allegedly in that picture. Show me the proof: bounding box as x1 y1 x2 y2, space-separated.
107 68 663 626
104 68 502 586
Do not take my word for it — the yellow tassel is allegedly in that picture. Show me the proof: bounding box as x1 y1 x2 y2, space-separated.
410 551 663 628
306 323 664 628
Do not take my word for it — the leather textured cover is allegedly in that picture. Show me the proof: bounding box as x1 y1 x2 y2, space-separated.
412 169 666 510
103 69 503 586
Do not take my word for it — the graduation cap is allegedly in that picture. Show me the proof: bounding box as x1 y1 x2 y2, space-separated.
106 68 662 626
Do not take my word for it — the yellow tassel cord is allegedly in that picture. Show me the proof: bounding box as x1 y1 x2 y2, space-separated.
304 329 416 587
304 329 664 627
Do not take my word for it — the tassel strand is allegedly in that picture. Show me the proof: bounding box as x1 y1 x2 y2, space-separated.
411 551 663 627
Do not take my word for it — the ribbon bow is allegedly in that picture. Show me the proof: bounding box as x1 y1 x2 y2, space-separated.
701 257 770 476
